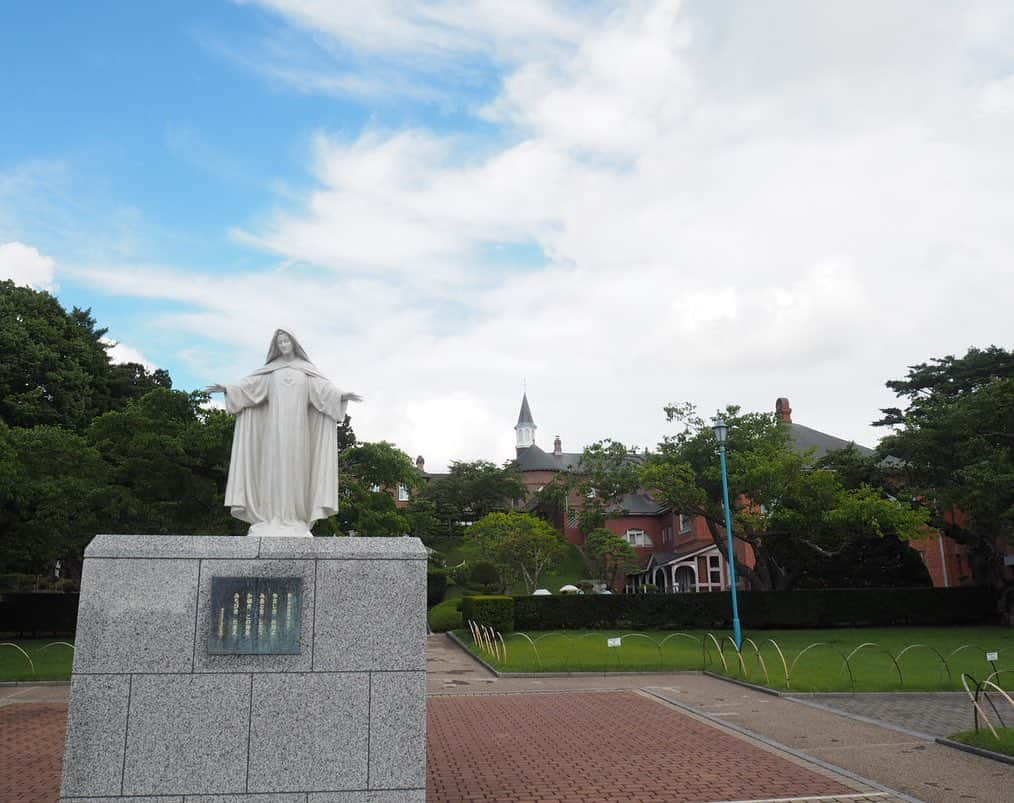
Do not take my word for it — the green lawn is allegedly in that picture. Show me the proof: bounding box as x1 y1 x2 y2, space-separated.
537 543 591 593
948 727 1014 757
0 639 75 681
461 626 1014 692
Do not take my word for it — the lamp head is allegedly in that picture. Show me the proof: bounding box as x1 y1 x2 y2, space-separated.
713 417 729 445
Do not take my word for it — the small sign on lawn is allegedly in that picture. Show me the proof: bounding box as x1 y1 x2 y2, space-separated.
986 651 998 662
607 637 622 648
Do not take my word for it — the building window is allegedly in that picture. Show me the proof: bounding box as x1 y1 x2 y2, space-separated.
370 483 381 493
567 510 579 529
709 555 721 586
679 514 693 534
398 484 409 502
625 529 653 548
661 525 672 544
586 487 597 499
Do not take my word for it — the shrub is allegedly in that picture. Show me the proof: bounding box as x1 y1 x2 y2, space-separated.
0 592 80 636
469 561 501 592
461 595 514 633
512 587 996 631
427 567 448 608
428 598 463 632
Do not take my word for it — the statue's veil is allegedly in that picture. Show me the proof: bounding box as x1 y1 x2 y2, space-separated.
264 328 312 364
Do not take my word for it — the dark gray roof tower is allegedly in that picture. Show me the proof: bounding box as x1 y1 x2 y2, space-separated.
517 393 534 425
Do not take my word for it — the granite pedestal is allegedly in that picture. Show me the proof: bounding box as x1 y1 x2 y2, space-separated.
60 535 427 802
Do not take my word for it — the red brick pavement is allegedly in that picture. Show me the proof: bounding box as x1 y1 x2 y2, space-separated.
2 692 859 803
427 691 854 803
0 703 66 803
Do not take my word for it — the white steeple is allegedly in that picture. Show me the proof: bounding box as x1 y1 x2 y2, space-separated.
515 392 536 449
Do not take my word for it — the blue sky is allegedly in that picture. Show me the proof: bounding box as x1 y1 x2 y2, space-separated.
3 1 1014 470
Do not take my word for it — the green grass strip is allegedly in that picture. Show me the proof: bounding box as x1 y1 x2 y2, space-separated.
947 727 1014 757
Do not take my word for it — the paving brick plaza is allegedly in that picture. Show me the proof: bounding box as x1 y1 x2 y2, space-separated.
2 636 1011 802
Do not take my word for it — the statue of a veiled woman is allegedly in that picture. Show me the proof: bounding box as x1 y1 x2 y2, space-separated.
207 329 361 537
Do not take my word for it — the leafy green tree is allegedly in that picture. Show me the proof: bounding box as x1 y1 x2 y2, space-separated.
0 423 109 576
875 346 1014 614
640 403 928 591
535 439 641 532
336 413 356 451
464 511 565 593
86 388 236 535
409 460 525 537
325 441 419 537
0 280 167 430
584 528 639 590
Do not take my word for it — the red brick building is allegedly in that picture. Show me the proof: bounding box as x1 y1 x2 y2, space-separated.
511 393 970 593
513 393 737 593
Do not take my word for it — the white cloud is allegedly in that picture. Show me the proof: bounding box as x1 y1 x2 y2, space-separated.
100 338 157 371
0 241 57 290
74 2 1014 469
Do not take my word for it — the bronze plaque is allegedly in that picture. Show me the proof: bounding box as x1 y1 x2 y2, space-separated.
207 577 302 654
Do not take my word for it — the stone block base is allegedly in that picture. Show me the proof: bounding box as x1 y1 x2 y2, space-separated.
60 535 427 801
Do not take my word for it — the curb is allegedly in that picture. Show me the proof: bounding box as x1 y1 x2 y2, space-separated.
935 736 1014 766
704 669 784 696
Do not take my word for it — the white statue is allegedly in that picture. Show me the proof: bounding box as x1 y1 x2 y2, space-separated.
207 329 361 537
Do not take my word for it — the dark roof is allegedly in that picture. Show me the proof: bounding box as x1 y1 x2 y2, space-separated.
516 393 535 427
608 491 666 516
788 422 874 460
639 542 718 573
643 552 676 571
515 444 583 471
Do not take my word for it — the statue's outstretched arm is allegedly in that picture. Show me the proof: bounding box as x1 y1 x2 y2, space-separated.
341 392 363 402
205 384 226 394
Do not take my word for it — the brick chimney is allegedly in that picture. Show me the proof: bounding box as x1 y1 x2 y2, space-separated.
775 397 792 423
553 435 562 456
416 455 425 471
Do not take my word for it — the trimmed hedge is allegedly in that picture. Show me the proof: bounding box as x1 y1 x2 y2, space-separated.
512 587 996 631
461 595 515 633
428 598 463 632
0 592 79 636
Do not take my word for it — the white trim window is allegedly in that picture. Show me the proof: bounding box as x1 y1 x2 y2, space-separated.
679 513 694 534
398 484 409 502
624 528 653 548
709 555 722 587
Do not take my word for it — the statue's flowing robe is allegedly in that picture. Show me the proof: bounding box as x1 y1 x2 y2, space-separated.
223 358 347 534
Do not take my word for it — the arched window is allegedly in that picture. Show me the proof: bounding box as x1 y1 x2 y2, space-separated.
673 565 696 593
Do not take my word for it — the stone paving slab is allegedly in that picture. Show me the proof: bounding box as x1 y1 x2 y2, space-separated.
646 682 1013 803
787 693 975 738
